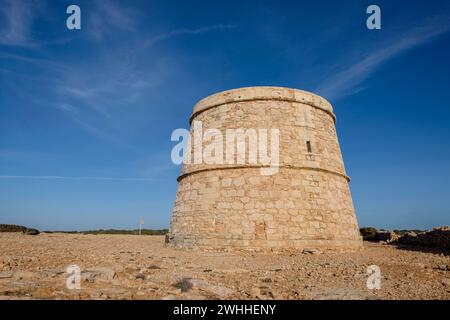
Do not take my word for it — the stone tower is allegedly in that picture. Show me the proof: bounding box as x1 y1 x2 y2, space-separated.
168 87 362 250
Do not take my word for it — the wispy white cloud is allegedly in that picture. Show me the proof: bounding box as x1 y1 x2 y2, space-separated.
0 0 134 46
55 103 79 114
316 14 450 101
0 0 41 46
0 175 158 181
0 4 236 149
0 52 71 71
144 24 236 47
2 47 170 147
88 0 136 41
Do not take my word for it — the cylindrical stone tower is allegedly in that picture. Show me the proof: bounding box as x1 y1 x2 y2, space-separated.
168 87 362 250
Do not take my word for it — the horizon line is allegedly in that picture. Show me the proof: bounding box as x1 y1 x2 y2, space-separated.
0 175 160 181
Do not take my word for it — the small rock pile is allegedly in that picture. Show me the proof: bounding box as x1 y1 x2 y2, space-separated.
23 228 39 235
376 231 399 243
360 226 450 249
395 227 450 249
359 227 398 243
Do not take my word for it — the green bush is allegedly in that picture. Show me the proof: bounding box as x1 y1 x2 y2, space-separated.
0 224 28 232
360 227 378 241
43 229 168 236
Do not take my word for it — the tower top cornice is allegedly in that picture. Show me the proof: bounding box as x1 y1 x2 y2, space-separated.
190 86 335 124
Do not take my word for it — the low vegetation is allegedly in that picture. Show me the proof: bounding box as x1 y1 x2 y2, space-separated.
360 226 450 250
1 224 166 236
359 227 378 241
0 224 39 235
0 224 28 233
360 227 426 242
43 229 168 235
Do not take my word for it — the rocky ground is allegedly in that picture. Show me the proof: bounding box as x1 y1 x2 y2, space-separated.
0 232 449 300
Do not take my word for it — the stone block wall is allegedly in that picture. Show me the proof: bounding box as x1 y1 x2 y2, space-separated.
168 87 362 250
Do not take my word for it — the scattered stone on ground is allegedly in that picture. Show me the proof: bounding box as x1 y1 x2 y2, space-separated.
375 231 399 243
0 272 14 279
0 232 448 300
302 248 321 255
23 228 40 236
359 226 450 249
395 227 450 249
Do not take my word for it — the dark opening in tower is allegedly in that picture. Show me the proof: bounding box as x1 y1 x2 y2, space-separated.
306 140 312 153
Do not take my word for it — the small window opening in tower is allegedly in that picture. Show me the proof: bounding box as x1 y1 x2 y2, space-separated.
306 141 312 153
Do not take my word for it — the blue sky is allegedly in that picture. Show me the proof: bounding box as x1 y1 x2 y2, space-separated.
1 0 449 231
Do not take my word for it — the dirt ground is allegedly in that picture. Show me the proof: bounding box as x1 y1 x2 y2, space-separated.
0 232 449 300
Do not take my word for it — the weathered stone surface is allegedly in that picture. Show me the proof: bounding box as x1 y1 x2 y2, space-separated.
81 267 116 283
303 248 321 255
250 286 280 299
135 273 146 280
0 272 13 279
23 228 40 236
312 288 380 300
168 87 362 250
42 269 65 278
376 231 399 243
0 233 449 300
435 264 449 271
395 227 450 249
186 278 233 298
